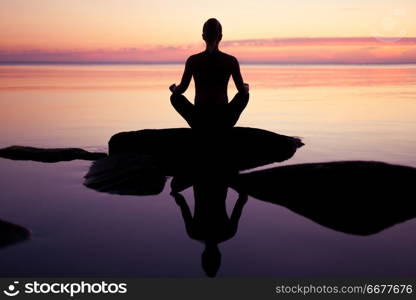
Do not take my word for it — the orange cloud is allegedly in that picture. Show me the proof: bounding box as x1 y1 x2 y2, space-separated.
222 37 416 47
1 37 415 64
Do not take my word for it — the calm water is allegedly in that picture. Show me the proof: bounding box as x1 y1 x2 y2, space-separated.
0 64 415 277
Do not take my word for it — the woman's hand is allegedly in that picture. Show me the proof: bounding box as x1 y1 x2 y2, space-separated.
169 84 177 93
243 83 249 93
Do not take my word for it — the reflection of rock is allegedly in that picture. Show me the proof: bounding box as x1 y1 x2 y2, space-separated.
84 154 166 196
0 219 30 248
0 146 107 163
232 161 416 235
108 127 303 174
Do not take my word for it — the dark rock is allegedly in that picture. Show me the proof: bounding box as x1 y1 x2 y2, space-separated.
0 146 107 163
232 161 416 235
108 127 303 175
84 154 166 196
0 219 30 248
84 127 303 196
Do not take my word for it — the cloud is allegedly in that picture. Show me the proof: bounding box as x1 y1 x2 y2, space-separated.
0 37 415 64
0 46 192 63
221 37 416 48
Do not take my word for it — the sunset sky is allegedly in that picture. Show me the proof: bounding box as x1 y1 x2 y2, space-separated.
1 0 415 63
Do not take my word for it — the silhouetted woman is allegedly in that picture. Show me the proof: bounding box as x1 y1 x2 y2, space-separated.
169 18 249 130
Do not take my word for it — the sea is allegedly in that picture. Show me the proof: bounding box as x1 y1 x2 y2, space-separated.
0 63 415 276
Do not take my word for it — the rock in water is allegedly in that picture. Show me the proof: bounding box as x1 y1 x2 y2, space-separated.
108 127 303 174
85 127 303 196
84 154 166 196
0 219 30 248
0 146 107 163
231 161 416 235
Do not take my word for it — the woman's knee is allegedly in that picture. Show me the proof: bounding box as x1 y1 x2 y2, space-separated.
231 92 249 110
171 93 192 108
170 93 181 106
239 92 249 103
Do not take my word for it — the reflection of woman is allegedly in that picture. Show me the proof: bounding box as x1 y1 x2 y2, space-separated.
171 180 248 277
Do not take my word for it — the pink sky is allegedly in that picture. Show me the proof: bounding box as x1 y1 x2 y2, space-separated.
1 0 415 64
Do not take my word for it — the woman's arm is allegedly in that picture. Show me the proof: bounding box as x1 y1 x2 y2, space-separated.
231 57 249 94
170 57 192 95
171 192 193 225
230 193 248 226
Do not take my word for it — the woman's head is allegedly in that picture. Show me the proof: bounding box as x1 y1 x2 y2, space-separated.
202 18 222 45
201 242 221 277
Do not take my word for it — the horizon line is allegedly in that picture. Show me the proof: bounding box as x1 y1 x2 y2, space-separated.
1 61 416 66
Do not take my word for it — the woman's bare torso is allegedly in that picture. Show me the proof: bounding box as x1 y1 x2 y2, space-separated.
190 51 237 106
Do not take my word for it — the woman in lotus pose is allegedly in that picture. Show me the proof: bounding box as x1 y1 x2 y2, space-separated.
169 18 249 130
